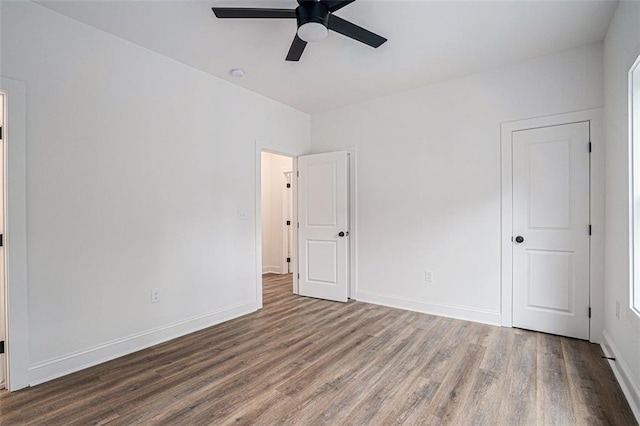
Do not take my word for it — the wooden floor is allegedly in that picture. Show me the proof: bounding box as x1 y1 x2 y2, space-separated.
0 274 636 425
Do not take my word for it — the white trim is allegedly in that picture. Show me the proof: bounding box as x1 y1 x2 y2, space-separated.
0 91 4 390
255 140 305 301
601 331 640 422
0 77 29 391
262 265 283 275
500 109 604 343
281 171 292 275
628 49 640 332
357 290 501 326
28 301 257 386
348 148 357 299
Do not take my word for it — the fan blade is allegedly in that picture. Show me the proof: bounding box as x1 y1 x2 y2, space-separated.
286 34 307 61
212 7 296 19
321 0 356 13
328 14 386 48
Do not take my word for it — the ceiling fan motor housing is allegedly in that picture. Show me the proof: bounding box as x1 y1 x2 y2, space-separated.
296 2 330 42
296 2 330 28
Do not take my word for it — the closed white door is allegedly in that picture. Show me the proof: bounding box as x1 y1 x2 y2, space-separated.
298 152 349 302
512 122 590 340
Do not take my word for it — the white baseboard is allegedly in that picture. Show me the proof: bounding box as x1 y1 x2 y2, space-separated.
28 301 258 386
262 265 281 274
356 290 501 326
601 330 640 422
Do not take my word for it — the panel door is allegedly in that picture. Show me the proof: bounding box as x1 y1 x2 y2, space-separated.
512 122 590 339
298 152 349 302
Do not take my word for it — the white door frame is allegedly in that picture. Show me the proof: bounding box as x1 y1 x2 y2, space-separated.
281 171 293 275
500 109 604 343
1 77 30 391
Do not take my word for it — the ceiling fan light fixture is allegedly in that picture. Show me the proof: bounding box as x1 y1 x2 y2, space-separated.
297 22 329 42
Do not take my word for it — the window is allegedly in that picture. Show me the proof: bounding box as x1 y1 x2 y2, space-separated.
631 53 640 318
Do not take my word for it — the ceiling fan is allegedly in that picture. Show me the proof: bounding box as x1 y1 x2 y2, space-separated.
211 0 387 61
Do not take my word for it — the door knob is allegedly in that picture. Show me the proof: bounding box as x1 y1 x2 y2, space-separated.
338 231 349 237
514 236 524 244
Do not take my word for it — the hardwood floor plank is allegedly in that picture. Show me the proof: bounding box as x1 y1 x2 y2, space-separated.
537 332 576 425
303 324 425 424
250 314 416 424
0 274 635 425
337 318 443 425
497 331 538 425
428 342 487 423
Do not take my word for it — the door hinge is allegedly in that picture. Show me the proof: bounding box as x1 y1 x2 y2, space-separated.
588 307 592 318
286 257 291 263
589 142 592 153
0 341 4 354
286 220 291 226
589 225 592 235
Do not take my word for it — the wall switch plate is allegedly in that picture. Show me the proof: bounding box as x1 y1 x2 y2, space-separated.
151 288 161 303
237 209 248 220
425 270 433 283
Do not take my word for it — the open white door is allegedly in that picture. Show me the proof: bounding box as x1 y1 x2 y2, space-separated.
298 151 349 302
512 122 590 339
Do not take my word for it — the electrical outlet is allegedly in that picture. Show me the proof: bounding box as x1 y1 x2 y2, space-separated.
425 270 433 283
616 301 620 319
151 288 161 304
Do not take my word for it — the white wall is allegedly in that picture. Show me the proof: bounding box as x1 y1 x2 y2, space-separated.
311 43 603 325
261 152 293 274
0 1 309 385
602 0 640 417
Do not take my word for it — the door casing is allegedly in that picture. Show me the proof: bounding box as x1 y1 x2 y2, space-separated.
0 77 29 391
501 109 604 343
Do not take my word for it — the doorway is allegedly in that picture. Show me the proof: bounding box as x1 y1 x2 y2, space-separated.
261 152 294 303
255 143 357 309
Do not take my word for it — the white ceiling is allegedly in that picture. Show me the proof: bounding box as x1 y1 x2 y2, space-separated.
36 0 617 113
